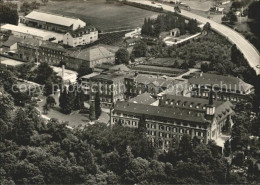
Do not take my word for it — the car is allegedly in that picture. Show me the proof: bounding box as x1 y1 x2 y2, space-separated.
256 65 260 68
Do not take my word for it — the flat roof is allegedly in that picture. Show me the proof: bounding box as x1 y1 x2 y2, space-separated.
1 24 52 38
0 58 25 66
25 11 83 27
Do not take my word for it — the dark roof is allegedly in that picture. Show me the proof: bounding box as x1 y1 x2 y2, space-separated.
131 65 185 76
114 101 207 123
40 41 65 51
68 25 97 38
90 71 127 82
2 36 22 47
128 92 157 105
189 73 254 93
18 37 41 48
161 94 223 111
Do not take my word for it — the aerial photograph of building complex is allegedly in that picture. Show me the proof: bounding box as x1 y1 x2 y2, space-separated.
0 0 260 184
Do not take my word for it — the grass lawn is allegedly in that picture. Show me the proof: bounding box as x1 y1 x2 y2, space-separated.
39 0 160 32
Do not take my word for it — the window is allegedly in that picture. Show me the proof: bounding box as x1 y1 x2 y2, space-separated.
179 129 183 133
166 126 170 131
159 132 163 137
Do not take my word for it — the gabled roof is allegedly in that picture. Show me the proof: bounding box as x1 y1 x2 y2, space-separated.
66 45 114 61
189 73 254 93
128 92 157 105
25 10 83 27
2 36 22 47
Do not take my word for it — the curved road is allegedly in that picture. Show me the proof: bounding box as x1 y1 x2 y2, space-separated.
128 0 260 74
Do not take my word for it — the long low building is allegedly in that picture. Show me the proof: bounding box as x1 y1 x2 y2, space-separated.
20 10 86 33
1 24 54 40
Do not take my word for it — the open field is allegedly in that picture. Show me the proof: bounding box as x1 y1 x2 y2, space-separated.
38 0 160 32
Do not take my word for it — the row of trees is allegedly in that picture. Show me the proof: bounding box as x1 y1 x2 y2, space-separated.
141 13 200 37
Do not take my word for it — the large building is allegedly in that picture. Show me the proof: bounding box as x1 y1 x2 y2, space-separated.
63 25 98 47
65 45 116 70
38 41 66 66
89 71 133 108
188 73 254 103
111 94 234 149
20 11 86 33
1 24 54 40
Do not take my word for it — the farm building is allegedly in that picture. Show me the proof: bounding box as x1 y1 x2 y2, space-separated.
0 36 22 53
20 11 86 33
1 24 54 40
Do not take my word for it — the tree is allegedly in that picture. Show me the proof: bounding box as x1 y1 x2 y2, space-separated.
41 0 49 5
59 87 67 111
177 134 193 161
133 41 147 58
203 22 211 32
224 140 231 157
43 102 50 114
46 96 56 108
0 3 19 25
95 93 102 119
76 62 93 82
89 103 96 121
74 86 85 110
62 85 75 114
138 115 147 134
115 48 130 65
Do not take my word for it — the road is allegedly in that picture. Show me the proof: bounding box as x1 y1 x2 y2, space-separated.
127 0 260 75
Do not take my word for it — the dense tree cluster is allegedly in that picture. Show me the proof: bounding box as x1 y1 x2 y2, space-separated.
115 48 130 65
20 1 40 13
0 3 19 25
222 11 238 25
1 84 260 184
141 13 200 37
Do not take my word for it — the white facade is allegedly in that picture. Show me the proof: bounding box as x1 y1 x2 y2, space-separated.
1 24 53 40
63 30 98 47
125 27 141 38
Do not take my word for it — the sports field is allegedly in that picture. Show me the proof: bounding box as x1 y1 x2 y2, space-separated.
39 0 159 32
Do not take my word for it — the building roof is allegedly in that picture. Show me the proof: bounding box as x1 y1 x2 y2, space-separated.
40 41 65 51
67 45 114 61
80 72 100 80
0 58 25 67
128 92 157 105
68 25 97 38
1 24 52 38
114 101 208 124
2 36 23 47
131 65 186 76
25 10 83 27
90 71 127 82
18 37 41 47
109 64 130 72
160 94 234 122
189 73 254 93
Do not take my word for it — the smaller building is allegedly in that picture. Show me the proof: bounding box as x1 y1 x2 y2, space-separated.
1 24 54 40
17 38 41 63
125 27 141 38
80 72 100 94
124 37 141 47
169 28 180 37
0 57 25 69
1 36 22 53
51 66 77 84
63 25 98 47
188 73 254 103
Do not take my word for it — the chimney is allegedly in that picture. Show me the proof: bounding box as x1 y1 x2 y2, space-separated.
62 65 65 80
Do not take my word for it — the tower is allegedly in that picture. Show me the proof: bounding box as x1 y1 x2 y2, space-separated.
206 88 215 116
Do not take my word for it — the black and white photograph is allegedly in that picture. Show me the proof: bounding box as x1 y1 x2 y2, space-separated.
0 0 260 184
